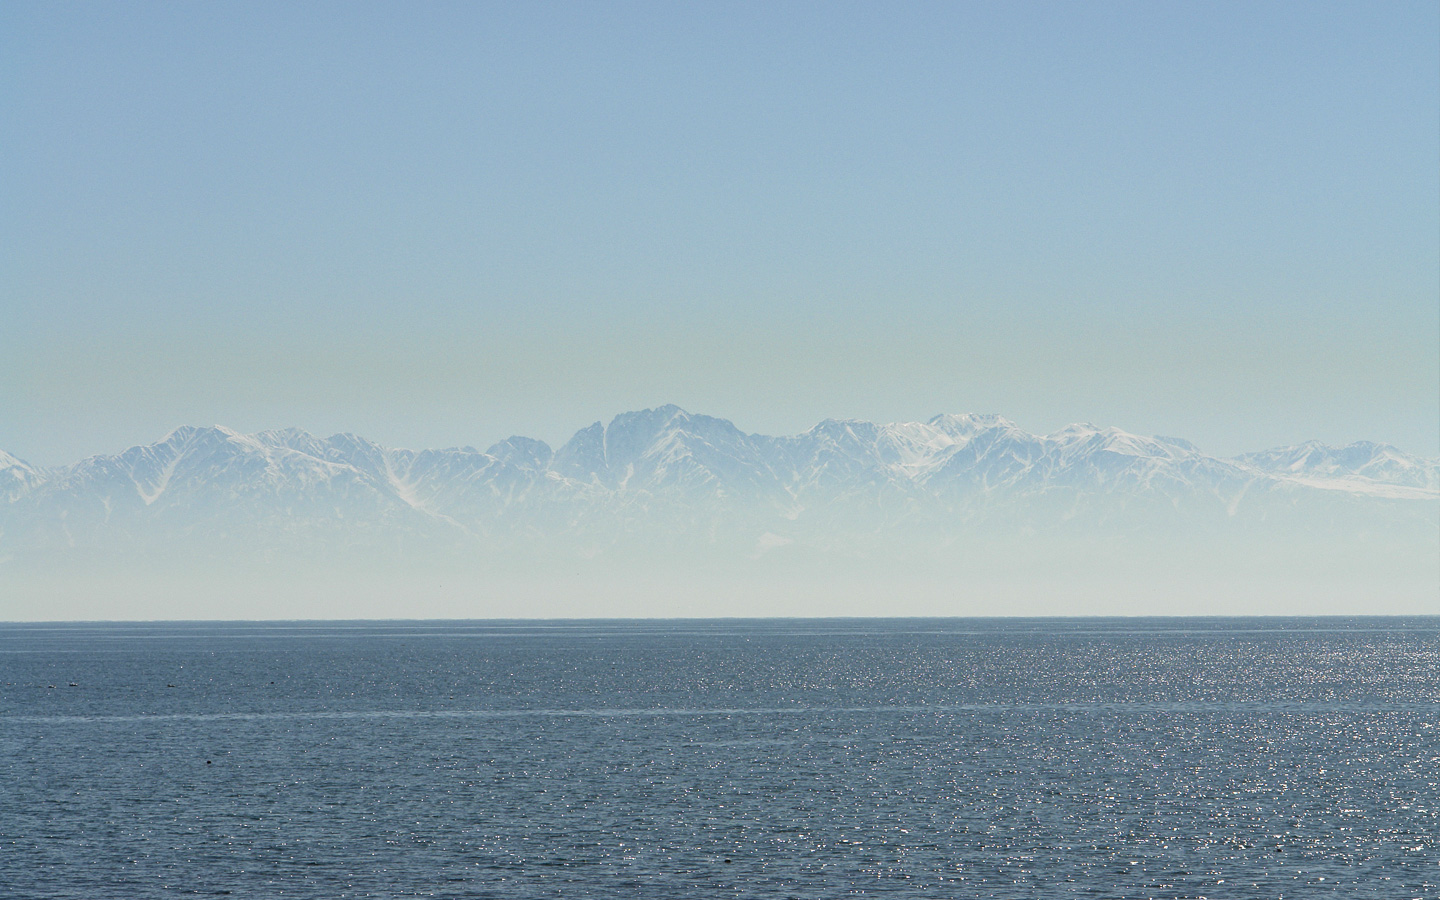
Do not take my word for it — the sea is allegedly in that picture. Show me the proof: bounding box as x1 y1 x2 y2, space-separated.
0 617 1435 899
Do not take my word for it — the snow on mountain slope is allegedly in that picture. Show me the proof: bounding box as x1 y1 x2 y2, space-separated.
2 408 1435 564
0 450 40 503
1237 441 1440 497
6 426 463 557
778 418 933 491
0 450 32 472
554 405 785 499
486 436 554 472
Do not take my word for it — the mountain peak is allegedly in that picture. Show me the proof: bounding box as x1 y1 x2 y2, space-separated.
161 424 241 443
486 436 554 471
925 413 1020 440
5 411 1436 536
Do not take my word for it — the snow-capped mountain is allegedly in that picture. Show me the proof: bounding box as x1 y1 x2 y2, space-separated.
2 405 1435 566
1237 440 1440 495
0 450 40 503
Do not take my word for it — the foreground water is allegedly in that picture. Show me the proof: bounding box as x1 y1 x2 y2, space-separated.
0 618 1436 898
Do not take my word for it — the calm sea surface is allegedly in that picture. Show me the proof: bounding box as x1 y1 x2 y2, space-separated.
0 617 1436 898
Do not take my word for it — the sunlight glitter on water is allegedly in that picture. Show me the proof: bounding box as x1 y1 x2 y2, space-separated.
1 617 1436 898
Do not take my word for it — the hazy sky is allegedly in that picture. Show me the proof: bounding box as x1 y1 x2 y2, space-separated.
5 1 1438 465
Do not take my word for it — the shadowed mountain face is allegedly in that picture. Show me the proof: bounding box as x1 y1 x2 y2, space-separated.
2 406 1436 570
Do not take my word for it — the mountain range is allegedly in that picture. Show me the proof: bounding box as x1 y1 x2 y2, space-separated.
3 406 1436 574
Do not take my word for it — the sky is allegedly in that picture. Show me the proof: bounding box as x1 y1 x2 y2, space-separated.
4 1 1438 466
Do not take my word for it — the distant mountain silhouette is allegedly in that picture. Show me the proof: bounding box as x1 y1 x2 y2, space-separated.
2 406 1435 566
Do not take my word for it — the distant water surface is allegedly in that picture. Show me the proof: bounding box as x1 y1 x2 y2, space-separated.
1 617 1436 898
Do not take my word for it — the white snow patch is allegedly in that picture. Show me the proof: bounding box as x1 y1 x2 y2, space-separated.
1274 474 1439 501
135 452 182 506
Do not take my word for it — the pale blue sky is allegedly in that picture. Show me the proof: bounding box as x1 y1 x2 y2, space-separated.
4 1 1437 465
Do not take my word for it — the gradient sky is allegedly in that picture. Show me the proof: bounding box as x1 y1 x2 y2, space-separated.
4 1 1438 466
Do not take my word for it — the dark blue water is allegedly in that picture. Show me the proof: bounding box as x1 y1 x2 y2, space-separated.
1 618 1436 898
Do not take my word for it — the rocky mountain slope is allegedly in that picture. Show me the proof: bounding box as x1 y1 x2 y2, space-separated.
2 405 1436 566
